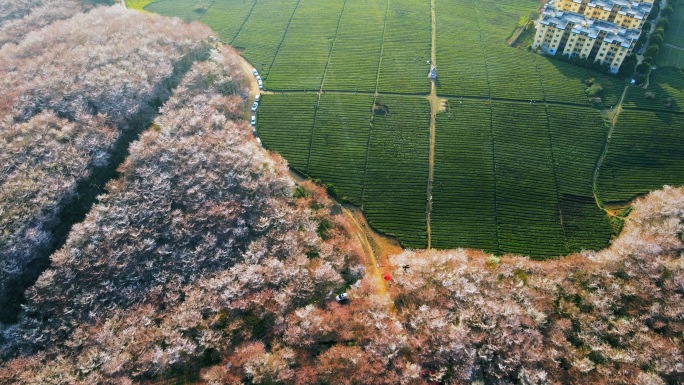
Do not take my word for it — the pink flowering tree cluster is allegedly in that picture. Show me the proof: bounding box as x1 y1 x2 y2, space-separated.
0 40 363 384
0 3 682 385
0 0 86 48
0 5 212 322
387 186 684 384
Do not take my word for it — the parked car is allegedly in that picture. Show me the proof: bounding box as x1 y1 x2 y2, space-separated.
251 115 256 126
257 80 263 89
251 101 259 111
335 292 348 302
252 68 258 76
255 94 260 102
256 75 262 82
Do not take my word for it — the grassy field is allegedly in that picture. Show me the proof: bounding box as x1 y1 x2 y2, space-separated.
431 100 498 252
363 96 430 248
142 0 682 257
308 94 374 205
125 0 154 11
144 0 210 22
266 0 344 90
255 94 316 172
231 0 299 76
658 45 684 68
376 0 432 94
434 0 623 105
597 110 684 203
323 0 386 92
623 68 684 111
665 2 684 48
658 0 684 68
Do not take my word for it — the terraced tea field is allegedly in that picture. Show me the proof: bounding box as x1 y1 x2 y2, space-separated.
141 0 684 257
658 2 684 68
597 111 684 203
623 68 684 112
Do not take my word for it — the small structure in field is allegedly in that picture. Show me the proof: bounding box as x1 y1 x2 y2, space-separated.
429 66 437 80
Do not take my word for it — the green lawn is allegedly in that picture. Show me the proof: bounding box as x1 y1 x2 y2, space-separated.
323 0 386 92
658 0 684 67
657 45 684 68
376 0 432 94
126 0 155 11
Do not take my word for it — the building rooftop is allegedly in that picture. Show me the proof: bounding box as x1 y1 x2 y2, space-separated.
540 8 591 29
587 0 652 19
540 6 641 46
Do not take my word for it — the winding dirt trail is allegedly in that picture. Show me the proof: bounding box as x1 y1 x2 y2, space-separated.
592 84 629 213
426 0 438 249
287 170 400 311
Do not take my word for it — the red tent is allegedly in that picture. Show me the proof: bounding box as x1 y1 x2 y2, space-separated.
383 273 391 282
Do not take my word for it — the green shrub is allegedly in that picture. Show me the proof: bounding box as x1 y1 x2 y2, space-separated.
589 97 604 109
585 84 603 97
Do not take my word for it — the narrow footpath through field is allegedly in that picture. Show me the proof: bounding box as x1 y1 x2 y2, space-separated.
426 0 438 249
592 84 629 213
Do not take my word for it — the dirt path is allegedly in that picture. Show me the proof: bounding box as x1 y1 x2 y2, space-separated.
592 85 629 212
288 169 400 310
236 54 260 103
343 206 402 310
425 0 438 249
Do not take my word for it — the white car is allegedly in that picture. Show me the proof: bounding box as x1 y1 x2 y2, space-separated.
335 292 348 302
255 94 260 102
251 101 259 111
258 80 263 90
250 115 256 126
256 75 262 82
252 68 258 76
